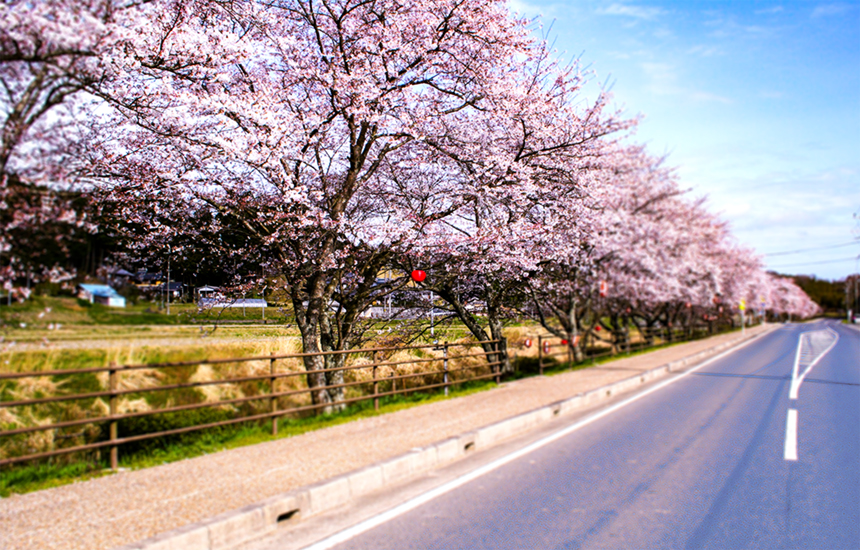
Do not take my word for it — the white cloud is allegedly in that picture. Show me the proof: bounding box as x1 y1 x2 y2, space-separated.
638 62 732 104
689 91 733 104
811 3 853 18
759 90 785 99
641 62 676 82
812 167 858 182
607 51 633 60
507 0 548 18
687 44 724 57
703 13 782 39
598 3 665 20
685 162 860 278
740 25 773 35
755 6 785 15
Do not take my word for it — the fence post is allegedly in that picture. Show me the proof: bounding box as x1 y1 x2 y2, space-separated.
108 362 118 471
443 343 449 397
538 335 544 376
270 357 278 436
566 333 572 366
626 323 631 355
591 330 596 364
372 351 379 411
493 340 504 384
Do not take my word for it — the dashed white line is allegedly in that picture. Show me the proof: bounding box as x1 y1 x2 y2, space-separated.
785 409 798 461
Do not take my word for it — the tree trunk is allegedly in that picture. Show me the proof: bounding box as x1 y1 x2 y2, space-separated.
567 297 585 362
642 317 656 346
319 312 346 411
609 312 621 355
486 300 511 374
433 285 504 373
623 313 631 353
291 273 346 415
299 329 334 413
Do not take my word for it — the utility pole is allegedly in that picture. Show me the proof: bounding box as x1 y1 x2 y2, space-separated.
850 275 859 323
429 291 435 338
166 252 171 316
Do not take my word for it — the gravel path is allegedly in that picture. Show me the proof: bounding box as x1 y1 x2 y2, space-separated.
0 326 770 550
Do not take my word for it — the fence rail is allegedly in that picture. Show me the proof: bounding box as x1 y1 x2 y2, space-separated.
535 323 724 374
0 339 504 469
0 320 749 471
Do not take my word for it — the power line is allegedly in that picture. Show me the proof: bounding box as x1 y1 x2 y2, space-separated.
769 256 859 268
764 241 858 257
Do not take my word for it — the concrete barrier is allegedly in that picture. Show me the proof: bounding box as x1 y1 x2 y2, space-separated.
115 325 773 550
308 477 351 515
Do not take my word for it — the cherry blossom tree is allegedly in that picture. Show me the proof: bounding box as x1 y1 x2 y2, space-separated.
764 273 820 320
82 0 586 409
399 52 631 369
0 0 132 295
517 147 681 355
1 0 821 392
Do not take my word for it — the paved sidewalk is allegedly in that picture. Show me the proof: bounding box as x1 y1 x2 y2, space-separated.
0 325 773 550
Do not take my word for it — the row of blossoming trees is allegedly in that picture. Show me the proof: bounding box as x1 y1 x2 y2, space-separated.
1 0 818 407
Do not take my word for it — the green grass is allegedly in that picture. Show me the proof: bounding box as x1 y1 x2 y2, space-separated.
0 460 111 496
1 296 178 327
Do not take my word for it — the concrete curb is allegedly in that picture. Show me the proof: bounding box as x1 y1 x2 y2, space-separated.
114 326 775 550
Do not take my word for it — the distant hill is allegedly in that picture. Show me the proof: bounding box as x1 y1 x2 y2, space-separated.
788 274 846 314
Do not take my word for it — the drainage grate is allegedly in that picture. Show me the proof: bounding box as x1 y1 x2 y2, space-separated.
277 509 300 524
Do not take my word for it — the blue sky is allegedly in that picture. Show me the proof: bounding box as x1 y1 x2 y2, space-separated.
509 0 860 280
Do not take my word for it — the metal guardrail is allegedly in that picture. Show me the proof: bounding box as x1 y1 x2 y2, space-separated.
0 321 751 471
0 339 505 469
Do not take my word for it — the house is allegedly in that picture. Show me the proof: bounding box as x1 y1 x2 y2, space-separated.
195 286 263 308
132 270 164 295
196 285 219 301
78 284 127 308
133 270 163 284
199 296 267 309
159 282 184 299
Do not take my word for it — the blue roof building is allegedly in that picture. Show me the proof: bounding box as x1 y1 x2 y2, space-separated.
78 284 127 308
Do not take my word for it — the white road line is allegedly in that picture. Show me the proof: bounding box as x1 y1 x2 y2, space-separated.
785 409 798 461
789 327 839 399
299 329 775 550
789 333 803 395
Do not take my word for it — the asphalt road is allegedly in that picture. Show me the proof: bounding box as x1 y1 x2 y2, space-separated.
307 321 859 550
